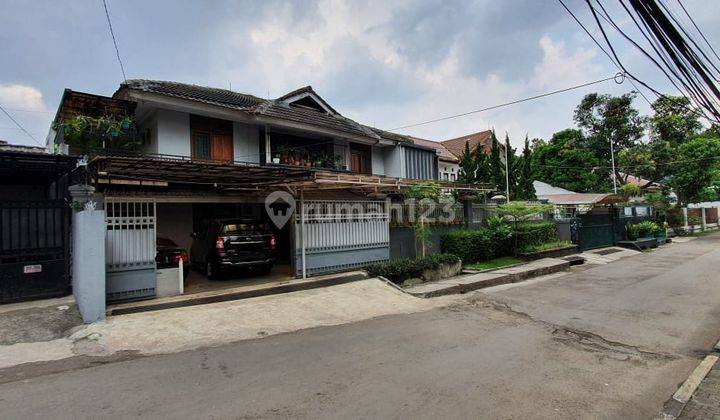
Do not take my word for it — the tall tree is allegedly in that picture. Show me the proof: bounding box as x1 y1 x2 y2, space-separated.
457 141 477 184
488 130 505 193
515 135 536 200
503 133 517 199
473 141 492 183
618 95 702 188
668 137 720 205
573 93 645 183
532 129 610 193
649 96 703 145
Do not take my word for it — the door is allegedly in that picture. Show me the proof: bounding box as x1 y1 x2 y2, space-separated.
211 134 233 162
349 144 371 174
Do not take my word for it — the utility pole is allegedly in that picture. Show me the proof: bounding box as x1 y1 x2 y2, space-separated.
610 137 618 194
504 140 510 202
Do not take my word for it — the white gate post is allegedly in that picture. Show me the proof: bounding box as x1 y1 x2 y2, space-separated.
701 208 707 231
683 208 689 229
69 185 106 323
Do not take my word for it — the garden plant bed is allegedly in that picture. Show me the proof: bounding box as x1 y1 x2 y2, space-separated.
464 257 523 272
616 237 658 251
517 244 579 261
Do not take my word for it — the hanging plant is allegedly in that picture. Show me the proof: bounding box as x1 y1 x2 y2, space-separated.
60 115 138 155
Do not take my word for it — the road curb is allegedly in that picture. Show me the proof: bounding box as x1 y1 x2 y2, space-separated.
658 354 719 419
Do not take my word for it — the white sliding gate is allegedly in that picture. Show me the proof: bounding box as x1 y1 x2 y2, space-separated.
105 198 157 301
295 200 389 276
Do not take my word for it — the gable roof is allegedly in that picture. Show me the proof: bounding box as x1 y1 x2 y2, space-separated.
441 130 493 158
117 80 381 140
408 137 458 162
276 86 339 115
615 172 662 190
533 180 575 197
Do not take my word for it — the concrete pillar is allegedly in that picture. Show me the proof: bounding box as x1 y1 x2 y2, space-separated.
69 185 106 323
701 208 707 231
683 208 689 229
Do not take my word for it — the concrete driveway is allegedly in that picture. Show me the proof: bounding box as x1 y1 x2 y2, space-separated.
1 234 719 419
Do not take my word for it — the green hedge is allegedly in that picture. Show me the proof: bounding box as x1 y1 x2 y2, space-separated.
441 221 558 263
440 227 512 264
364 254 460 284
512 222 558 251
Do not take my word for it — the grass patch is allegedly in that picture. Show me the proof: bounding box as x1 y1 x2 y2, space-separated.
519 240 574 254
466 256 523 271
687 228 720 237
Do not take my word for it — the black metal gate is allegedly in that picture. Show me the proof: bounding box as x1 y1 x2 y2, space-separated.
577 212 616 251
0 201 70 303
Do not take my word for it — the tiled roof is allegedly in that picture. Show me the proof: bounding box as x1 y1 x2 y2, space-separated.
119 80 265 110
253 101 379 139
118 80 381 140
408 137 458 162
441 130 493 158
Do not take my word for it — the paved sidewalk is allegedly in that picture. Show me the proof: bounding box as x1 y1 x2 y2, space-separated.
405 257 570 297
678 355 720 419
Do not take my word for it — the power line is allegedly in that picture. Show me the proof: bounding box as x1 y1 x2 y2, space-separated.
676 0 720 63
1 107 53 114
102 0 127 82
389 73 625 131
0 104 44 147
556 0 654 106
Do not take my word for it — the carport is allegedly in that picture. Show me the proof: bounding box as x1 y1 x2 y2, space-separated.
92 155 311 302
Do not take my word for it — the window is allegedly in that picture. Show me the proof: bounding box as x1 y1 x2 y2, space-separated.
443 173 449 181
450 173 456 181
192 132 211 160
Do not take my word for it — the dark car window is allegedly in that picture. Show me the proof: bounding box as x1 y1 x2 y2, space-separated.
221 222 270 234
157 237 178 247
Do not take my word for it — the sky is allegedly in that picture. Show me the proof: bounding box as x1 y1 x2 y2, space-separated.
1 0 718 149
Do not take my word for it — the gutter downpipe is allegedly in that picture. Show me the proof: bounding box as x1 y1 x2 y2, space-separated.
300 188 306 279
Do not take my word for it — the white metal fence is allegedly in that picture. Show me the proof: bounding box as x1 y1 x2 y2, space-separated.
105 199 156 272
295 200 389 276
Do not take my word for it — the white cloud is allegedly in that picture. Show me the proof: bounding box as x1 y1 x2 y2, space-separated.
0 84 47 112
0 84 51 146
203 2 612 148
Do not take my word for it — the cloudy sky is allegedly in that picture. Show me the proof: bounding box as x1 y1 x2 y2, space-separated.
1 0 718 149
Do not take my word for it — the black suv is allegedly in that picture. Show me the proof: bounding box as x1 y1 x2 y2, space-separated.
190 219 276 279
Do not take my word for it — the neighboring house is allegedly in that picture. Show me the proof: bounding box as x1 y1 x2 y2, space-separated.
48 81 481 302
614 172 662 192
409 137 459 182
441 130 505 162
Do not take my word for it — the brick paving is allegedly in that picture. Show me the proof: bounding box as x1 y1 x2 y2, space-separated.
678 358 720 419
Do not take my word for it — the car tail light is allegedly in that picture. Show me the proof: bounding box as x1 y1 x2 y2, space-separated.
215 236 225 254
173 251 189 264
269 234 277 250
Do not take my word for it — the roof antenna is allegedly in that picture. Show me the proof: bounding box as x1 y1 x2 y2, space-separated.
229 81 232 90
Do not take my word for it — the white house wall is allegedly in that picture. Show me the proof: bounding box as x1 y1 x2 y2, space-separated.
149 108 261 162
156 109 190 157
383 145 404 178
371 147 385 176
234 122 260 163
439 161 459 181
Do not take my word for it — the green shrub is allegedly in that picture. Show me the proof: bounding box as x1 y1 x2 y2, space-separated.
626 220 659 239
512 222 558 251
364 254 460 284
441 225 512 264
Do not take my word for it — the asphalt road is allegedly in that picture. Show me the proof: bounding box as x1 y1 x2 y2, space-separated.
2 234 720 419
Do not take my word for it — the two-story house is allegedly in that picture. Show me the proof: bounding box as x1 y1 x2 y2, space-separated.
49 81 471 301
